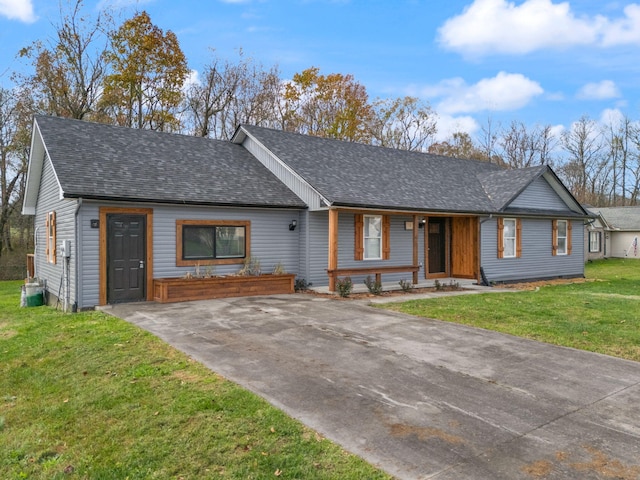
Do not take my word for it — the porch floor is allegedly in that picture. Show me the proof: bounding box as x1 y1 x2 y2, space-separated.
310 277 484 295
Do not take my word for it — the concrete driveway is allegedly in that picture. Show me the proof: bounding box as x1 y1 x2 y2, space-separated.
107 294 640 480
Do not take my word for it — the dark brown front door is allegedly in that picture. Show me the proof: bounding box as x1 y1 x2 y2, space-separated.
107 214 146 303
427 217 448 276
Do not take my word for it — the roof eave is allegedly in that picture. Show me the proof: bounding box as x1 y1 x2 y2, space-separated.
62 193 307 210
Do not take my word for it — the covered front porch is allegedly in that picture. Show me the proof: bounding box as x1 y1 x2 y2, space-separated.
324 208 481 292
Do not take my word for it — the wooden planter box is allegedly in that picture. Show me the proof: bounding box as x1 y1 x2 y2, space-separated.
152 274 296 303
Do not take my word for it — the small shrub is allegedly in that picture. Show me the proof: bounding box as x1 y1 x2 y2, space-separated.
398 279 413 292
448 280 461 290
434 279 442 291
238 256 261 276
364 275 383 295
272 262 286 275
294 278 312 292
335 277 353 298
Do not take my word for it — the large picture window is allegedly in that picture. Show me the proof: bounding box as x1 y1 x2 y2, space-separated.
177 220 250 266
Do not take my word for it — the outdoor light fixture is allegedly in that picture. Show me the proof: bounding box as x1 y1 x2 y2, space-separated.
418 218 426 228
289 220 297 231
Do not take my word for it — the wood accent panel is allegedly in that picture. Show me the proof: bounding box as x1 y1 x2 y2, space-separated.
153 274 295 303
354 213 363 260
382 215 390 260
412 215 419 284
451 216 478 279
99 207 153 306
328 209 338 291
175 219 250 266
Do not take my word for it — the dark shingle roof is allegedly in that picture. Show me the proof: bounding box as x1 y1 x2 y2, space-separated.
242 125 505 213
478 165 547 210
35 115 305 208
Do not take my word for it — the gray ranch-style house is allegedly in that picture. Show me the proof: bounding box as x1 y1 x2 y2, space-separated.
23 115 589 309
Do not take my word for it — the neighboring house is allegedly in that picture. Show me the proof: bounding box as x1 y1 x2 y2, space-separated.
586 206 640 259
583 207 608 261
23 116 589 309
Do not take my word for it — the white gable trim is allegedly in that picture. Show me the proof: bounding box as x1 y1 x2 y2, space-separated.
235 127 330 210
22 118 64 215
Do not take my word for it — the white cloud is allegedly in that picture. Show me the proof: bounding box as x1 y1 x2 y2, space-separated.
599 108 625 128
438 0 640 56
0 0 36 22
577 80 621 100
422 72 544 114
434 114 479 142
601 3 640 46
438 0 600 55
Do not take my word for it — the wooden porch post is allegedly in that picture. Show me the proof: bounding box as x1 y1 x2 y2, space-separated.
413 214 419 284
328 208 338 291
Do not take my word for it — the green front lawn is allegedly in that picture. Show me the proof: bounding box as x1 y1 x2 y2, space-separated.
0 281 390 480
382 259 640 362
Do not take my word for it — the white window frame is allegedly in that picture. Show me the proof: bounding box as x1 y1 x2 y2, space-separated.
503 218 517 258
557 220 568 255
363 215 382 260
589 231 601 253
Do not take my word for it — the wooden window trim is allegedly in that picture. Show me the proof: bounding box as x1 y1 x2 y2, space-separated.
552 219 571 256
176 219 250 267
46 211 57 264
355 214 390 261
498 217 521 259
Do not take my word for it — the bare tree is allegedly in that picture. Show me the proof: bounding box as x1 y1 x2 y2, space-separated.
369 96 437 152
560 116 607 204
0 88 31 256
498 120 558 169
18 0 110 120
428 131 490 161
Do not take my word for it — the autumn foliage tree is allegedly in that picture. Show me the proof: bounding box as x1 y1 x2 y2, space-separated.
282 67 373 142
101 11 188 131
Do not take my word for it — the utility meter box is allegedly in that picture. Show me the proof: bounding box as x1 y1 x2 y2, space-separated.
61 240 71 258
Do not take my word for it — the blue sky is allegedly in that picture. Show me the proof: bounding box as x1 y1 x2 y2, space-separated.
1 0 639 140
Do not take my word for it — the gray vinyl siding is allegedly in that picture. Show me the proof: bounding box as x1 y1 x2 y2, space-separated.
77 202 101 308
306 211 425 287
34 154 78 307
510 177 568 210
242 135 325 210
480 217 584 283
307 211 329 286
77 201 302 307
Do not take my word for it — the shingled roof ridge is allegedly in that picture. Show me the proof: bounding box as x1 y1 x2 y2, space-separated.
241 123 505 168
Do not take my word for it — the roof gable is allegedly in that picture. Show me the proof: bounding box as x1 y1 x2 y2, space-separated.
27 116 305 209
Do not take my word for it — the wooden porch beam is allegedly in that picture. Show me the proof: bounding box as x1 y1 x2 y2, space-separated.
328 208 338 291
413 214 419 284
